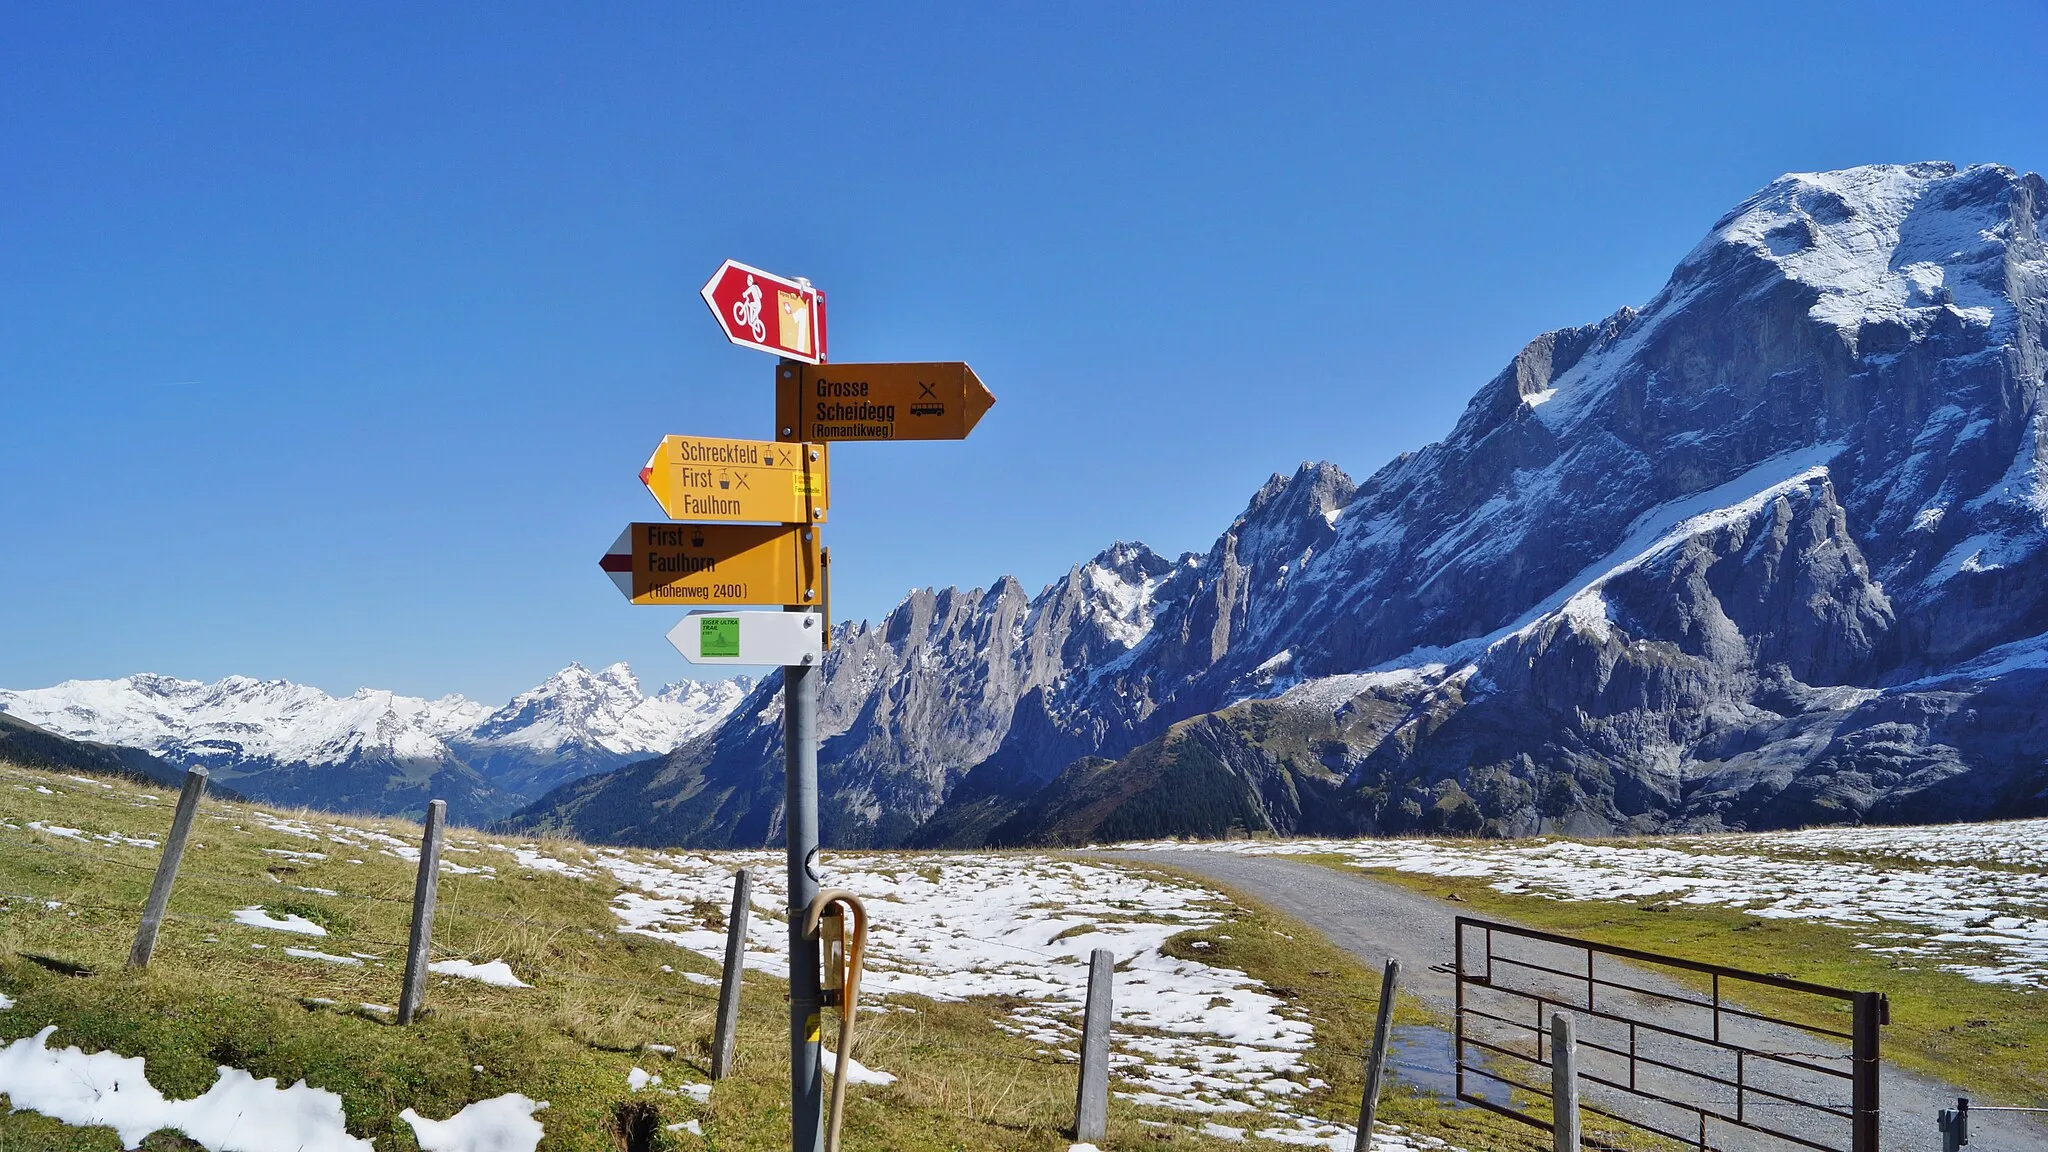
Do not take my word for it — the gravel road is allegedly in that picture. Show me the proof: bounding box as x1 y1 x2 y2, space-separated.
1102 850 2048 1152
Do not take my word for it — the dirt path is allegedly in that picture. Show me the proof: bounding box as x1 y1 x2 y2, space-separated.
1104 850 2048 1152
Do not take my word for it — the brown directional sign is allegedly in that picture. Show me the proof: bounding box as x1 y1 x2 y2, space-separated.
776 361 996 442
600 523 822 607
640 435 828 524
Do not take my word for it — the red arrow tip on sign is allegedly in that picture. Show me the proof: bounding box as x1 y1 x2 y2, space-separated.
639 465 653 488
599 528 634 599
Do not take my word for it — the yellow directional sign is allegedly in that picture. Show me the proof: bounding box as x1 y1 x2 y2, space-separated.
640 435 828 523
777 362 996 443
600 523 822 607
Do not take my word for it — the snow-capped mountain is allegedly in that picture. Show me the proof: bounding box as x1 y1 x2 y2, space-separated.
455 664 754 796
512 161 2048 849
0 665 751 823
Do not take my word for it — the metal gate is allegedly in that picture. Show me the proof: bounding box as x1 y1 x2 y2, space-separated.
1454 917 1887 1152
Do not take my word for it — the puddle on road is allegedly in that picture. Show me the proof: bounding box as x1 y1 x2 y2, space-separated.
1387 1025 1514 1107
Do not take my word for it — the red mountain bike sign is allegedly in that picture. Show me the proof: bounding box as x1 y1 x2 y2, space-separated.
699 260 828 364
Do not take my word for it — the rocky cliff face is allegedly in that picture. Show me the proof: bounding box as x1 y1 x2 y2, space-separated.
511 161 2048 847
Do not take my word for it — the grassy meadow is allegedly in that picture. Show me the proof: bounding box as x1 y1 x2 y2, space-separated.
0 758 1553 1152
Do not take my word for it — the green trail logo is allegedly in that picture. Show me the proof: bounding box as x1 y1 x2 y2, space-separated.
700 617 741 658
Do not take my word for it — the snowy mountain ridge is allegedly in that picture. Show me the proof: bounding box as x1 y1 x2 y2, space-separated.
0 664 752 820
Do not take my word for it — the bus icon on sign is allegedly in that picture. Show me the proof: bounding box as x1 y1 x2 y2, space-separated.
910 402 946 417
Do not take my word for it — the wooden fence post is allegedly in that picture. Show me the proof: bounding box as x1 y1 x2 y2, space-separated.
1552 1012 1580 1152
1075 948 1114 1143
128 767 208 968
711 867 753 1079
1353 959 1400 1151
397 799 447 1025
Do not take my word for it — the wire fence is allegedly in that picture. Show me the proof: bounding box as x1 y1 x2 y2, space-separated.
0 796 1126 1074
0 817 729 1010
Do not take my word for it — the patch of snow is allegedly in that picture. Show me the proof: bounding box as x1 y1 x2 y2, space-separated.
429 959 531 988
1081 555 1166 649
820 1049 897 1085
1926 530 2039 585
0 1025 372 1151
508 848 592 878
1560 590 1612 642
232 906 327 936
1901 629 2048 686
284 948 362 966
400 1094 548 1152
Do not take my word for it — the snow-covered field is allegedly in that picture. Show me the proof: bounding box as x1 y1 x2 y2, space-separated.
1129 818 2048 990
545 845 1452 1152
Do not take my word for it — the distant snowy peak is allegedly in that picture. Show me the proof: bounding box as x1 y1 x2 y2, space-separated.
462 662 753 757
0 673 488 764
0 664 751 770
1077 542 1176 649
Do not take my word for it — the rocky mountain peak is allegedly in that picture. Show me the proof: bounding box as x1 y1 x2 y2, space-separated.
1241 460 1358 525
1676 163 2042 345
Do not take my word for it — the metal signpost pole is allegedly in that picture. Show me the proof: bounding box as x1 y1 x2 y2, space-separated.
786 658 824 1152
654 264 990 1152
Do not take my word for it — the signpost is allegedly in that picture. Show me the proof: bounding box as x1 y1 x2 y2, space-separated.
669 610 825 666
641 434 828 524
603 259 994 1152
598 522 821 607
776 361 996 442
701 259 828 364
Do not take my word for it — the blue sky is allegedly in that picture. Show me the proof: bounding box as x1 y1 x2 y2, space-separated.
4 3 2044 703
